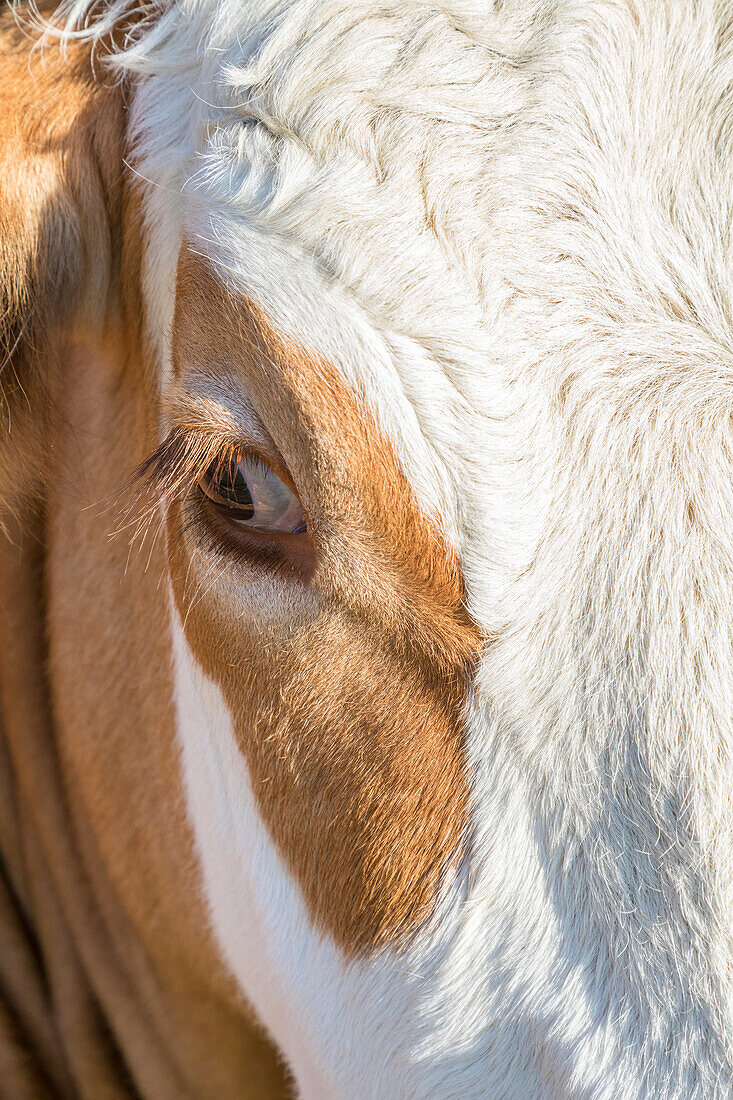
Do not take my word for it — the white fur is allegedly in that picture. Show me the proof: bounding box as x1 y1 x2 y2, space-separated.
171 604 626 1099
51 1 733 1094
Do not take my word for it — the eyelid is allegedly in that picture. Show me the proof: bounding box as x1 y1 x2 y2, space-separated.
163 389 275 463
159 385 309 498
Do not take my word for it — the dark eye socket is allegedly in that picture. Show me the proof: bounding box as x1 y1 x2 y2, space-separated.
197 450 306 534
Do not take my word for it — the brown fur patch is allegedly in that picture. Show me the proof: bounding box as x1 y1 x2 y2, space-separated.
168 251 483 954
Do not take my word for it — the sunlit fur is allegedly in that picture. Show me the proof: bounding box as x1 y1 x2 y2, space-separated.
36 0 733 1094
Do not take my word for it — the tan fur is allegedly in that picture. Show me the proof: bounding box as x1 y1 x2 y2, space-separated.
169 252 482 953
0 14 288 1097
0 10 122 512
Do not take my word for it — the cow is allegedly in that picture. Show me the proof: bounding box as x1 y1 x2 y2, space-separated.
2 0 733 1096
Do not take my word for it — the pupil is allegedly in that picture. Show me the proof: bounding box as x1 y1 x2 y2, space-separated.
215 457 254 517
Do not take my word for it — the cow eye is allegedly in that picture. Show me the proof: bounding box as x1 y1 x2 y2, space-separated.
198 452 306 534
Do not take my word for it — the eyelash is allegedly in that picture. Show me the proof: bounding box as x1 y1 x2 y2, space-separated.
139 427 254 510
136 427 311 574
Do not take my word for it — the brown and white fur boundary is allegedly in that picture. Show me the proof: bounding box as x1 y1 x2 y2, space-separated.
3 1 733 1096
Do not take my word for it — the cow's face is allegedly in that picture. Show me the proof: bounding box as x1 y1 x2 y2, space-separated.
129 3 733 1091
10 0 733 1094
133 9 563 1086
